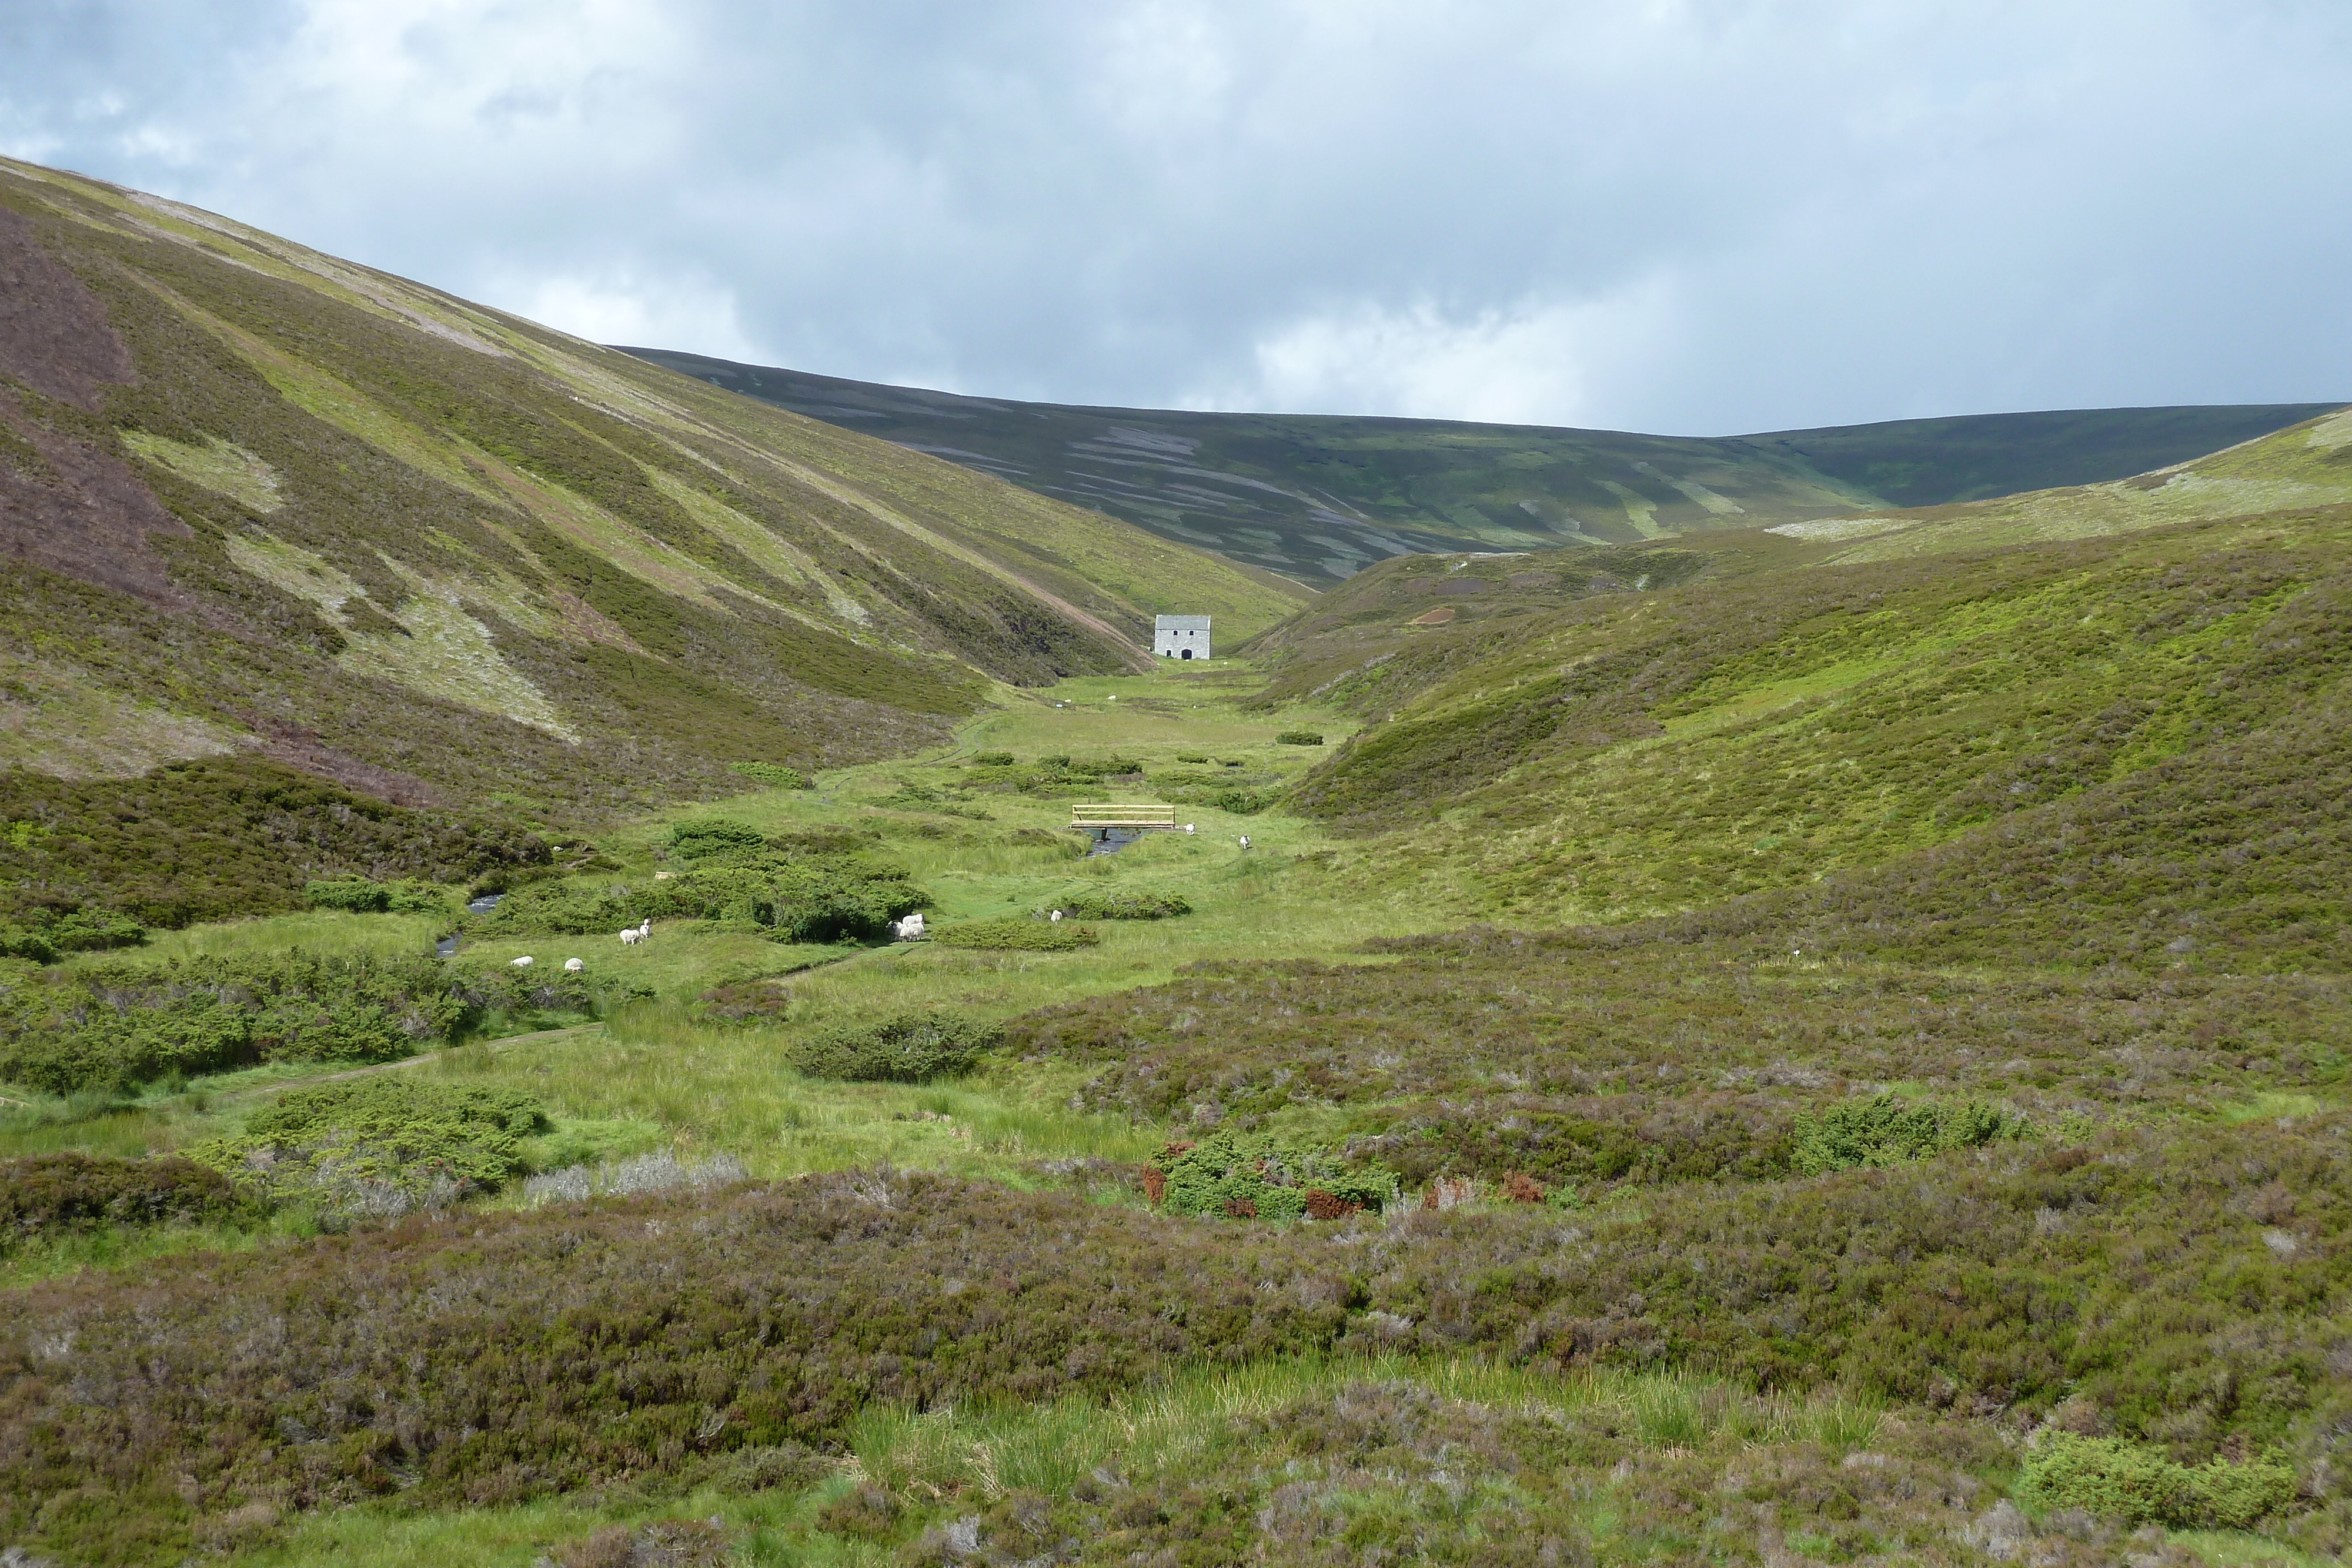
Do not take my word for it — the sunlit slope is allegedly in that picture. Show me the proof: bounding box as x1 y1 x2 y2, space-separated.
0 158 1288 815
627 347 2337 586
1285 492 2352 949
1769 406 2352 561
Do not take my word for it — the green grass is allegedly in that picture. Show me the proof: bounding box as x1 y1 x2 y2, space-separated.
68 908 447 964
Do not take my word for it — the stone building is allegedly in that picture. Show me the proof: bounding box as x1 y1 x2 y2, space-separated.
1154 614 1211 660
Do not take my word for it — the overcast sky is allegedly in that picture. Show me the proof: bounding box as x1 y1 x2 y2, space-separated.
2 1 2347 434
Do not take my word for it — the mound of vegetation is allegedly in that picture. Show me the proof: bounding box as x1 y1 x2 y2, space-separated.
1790 1094 2025 1175
0 954 627 1095
791 1011 1002 1082
477 828 926 944
2017 1433 2300 1530
0 758 547 930
1051 890 1191 920
0 908 148 962
190 1078 549 1218
1275 730 1324 745
930 918 1099 951
1 1152 243 1251
1146 1131 1392 1220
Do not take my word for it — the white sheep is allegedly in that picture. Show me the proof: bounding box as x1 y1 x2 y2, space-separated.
1049 909 1063 923
639 918 652 938
619 928 642 945
510 955 534 968
563 958 584 973
1184 824 1195 834
1238 834 1252 850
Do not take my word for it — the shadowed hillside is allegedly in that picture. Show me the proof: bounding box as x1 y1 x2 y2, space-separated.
623 346 2338 586
0 157 1297 825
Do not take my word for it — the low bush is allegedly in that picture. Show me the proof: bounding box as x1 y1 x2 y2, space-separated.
1175 751 1210 763
189 1078 549 1218
2016 1433 2298 1529
476 852 926 944
1070 753 1145 777
968 750 1015 766
727 761 811 789
667 818 770 862
1 1152 242 1249
930 919 1100 952
0 952 469 1094
1052 891 1192 920
1790 1095 2026 1175
1275 730 1324 745
0 954 631 1095
792 1012 1003 1082
1147 1131 1394 1221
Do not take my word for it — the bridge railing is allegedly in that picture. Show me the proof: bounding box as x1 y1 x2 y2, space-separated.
1070 804 1178 829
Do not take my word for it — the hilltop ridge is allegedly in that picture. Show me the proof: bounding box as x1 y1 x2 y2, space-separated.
623 346 2338 585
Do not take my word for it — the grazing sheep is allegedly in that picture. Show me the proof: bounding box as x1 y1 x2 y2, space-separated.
1238 834 1252 850
1049 909 1063 923
619 928 642 945
639 918 652 938
1184 824 1195 834
510 955 534 968
563 958 584 973
891 912 927 941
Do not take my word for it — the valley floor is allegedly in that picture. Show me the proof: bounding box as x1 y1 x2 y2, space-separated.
2 656 2343 1568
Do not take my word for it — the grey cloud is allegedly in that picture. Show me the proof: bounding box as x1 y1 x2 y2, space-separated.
2 0 2346 434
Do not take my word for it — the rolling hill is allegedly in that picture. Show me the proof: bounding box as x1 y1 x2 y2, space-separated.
624 346 2338 585
0 156 1299 826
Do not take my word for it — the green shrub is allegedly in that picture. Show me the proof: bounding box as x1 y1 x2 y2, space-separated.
1791 1095 2023 1176
306 878 390 912
191 1078 548 1216
1070 754 1145 776
0 953 472 1094
668 818 770 862
2016 1433 2297 1529
1038 754 1073 770
931 919 1100 951
1148 1131 1394 1221
477 854 926 944
1053 891 1192 920
792 1011 1004 1082
0 925 57 964
969 751 1015 766
1275 730 1324 745
1 1152 243 1249
728 761 812 789
1175 751 1210 763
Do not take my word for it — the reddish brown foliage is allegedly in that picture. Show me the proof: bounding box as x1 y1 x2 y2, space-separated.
1222 1196 1259 1218
1500 1171 1546 1203
1304 1189 1361 1221
1140 1168 1167 1205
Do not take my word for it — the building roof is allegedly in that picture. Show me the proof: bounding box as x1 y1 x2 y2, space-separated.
1154 614 1212 628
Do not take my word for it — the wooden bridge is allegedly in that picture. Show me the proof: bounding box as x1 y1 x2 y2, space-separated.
1070 804 1178 831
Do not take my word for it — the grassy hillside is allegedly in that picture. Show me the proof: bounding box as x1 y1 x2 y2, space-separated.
11 169 2352 1568
626 347 2338 586
0 157 1296 835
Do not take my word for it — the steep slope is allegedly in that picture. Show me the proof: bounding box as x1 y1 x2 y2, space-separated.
625 347 2338 585
0 157 1295 823
1259 429 2352 956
